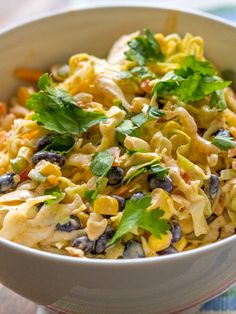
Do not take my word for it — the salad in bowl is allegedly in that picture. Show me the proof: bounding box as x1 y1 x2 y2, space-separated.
0 29 235 260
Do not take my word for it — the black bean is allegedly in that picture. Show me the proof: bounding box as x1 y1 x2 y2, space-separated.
107 167 124 185
72 236 95 253
148 174 173 193
94 226 115 254
197 128 206 137
123 240 144 259
209 174 219 199
215 129 232 138
0 173 18 194
130 192 145 201
56 215 81 232
36 134 53 151
207 214 217 224
157 97 166 109
158 246 178 255
171 222 182 243
32 151 66 167
111 195 126 211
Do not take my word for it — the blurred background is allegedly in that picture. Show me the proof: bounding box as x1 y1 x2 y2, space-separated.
0 1 235 313
0 0 236 29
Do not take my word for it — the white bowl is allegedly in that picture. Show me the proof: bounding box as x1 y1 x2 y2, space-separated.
0 4 236 314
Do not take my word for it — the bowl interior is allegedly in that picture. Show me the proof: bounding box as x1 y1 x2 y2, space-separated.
0 6 235 101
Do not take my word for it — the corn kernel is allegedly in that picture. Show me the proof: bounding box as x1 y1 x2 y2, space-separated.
38 160 62 177
173 236 188 252
179 217 194 234
94 195 119 216
148 232 172 252
47 175 59 186
77 212 89 227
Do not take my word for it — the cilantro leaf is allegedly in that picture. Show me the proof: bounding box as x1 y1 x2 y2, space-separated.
27 74 107 134
44 186 64 205
90 150 115 202
91 150 114 177
42 134 75 154
108 196 170 245
152 55 231 110
124 29 164 66
118 66 156 82
151 164 169 180
177 55 214 76
131 107 165 128
112 99 132 118
84 177 107 204
210 89 227 111
116 120 138 142
116 107 165 143
212 134 236 151
84 190 96 203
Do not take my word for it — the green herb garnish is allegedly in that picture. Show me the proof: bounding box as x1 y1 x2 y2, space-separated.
89 150 115 202
84 190 96 203
91 150 115 177
151 164 169 180
210 89 227 111
212 134 236 151
118 66 156 82
27 74 107 134
125 29 164 66
152 55 231 110
42 134 75 154
116 120 138 142
108 196 170 245
131 107 165 128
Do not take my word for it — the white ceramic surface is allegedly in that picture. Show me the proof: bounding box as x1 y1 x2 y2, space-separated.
0 5 236 314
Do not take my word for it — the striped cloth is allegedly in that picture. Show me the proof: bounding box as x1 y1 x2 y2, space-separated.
199 286 236 313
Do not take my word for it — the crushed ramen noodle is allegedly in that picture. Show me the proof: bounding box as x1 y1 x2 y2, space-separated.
0 30 235 259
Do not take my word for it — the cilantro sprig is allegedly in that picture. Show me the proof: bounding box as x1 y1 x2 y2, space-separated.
27 74 107 134
152 55 231 111
131 107 165 127
87 150 115 202
41 134 75 154
108 196 170 245
91 150 115 177
116 120 138 143
212 134 236 151
151 164 169 180
125 29 164 66
116 106 165 142
118 66 156 82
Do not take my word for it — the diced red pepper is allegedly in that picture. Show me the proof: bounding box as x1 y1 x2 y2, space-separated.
19 169 29 182
180 170 190 184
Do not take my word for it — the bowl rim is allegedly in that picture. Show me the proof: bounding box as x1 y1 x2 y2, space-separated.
0 1 236 36
0 3 236 266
